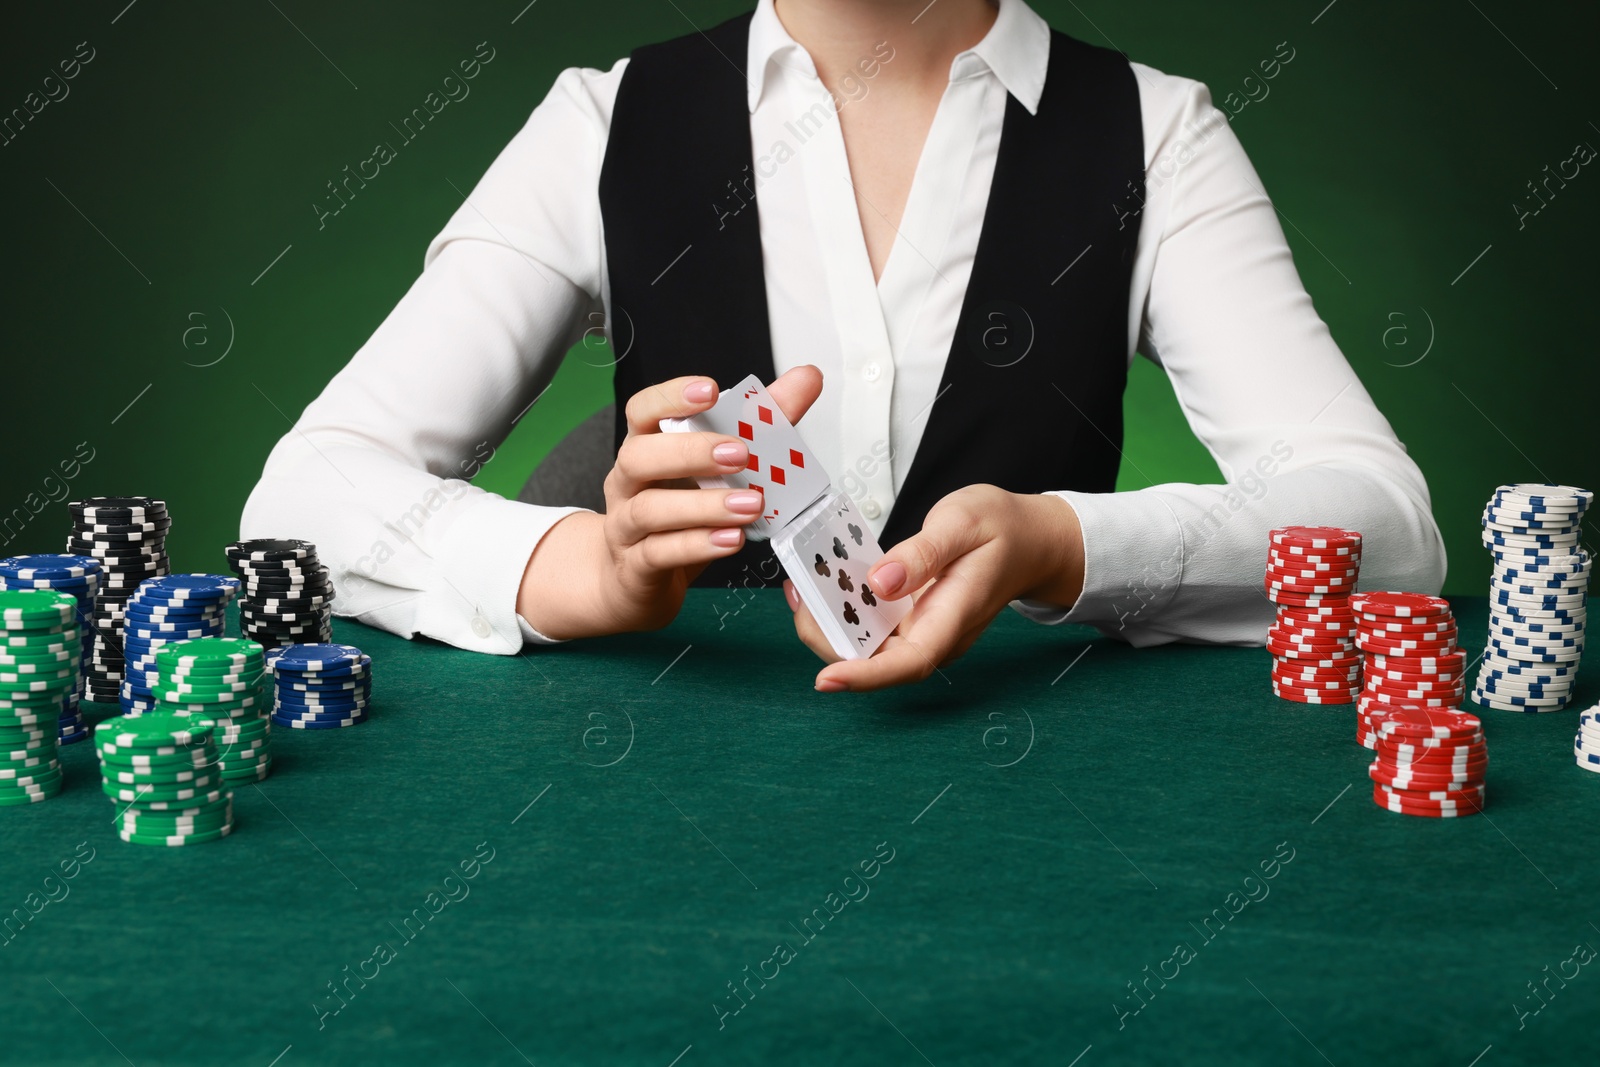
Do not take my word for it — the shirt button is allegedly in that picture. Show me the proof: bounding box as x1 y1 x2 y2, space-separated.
471 615 492 639
862 362 882 383
860 499 882 520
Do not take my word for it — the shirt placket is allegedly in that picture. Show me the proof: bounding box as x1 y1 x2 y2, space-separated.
789 72 898 531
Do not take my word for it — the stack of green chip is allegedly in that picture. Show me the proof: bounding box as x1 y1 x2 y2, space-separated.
97 712 233 845
153 638 272 784
1 590 81 806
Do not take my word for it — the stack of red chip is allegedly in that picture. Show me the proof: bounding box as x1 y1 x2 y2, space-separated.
1367 705 1487 817
1351 591 1465 747
1266 527 1363 704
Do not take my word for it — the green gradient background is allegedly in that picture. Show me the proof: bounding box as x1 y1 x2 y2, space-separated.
1 0 1596 590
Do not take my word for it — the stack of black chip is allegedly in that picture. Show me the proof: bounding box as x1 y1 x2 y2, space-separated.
68 497 171 702
224 539 334 650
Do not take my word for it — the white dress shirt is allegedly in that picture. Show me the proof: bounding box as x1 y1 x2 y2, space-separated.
242 0 1446 655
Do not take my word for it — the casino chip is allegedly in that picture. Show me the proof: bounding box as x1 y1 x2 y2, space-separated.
0 555 102 743
1350 591 1463 749
117 574 237 716
1470 483 1592 714
1574 706 1600 775
154 637 274 782
266 643 371 729
0 590 83 805
94 711 235 844
224 540 334 651
1366 706 1487 817
1264 527 1362 706
67 497 171 703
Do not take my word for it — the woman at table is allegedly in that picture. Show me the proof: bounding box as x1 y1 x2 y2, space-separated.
243 0 1445 691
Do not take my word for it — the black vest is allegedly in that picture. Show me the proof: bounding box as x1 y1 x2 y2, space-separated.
598 11 1143 588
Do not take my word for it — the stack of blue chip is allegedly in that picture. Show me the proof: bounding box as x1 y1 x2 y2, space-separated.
0 555 103 742
266 643 371 729
119 574 240 715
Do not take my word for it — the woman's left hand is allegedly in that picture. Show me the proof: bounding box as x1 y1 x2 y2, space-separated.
785 485 1087 692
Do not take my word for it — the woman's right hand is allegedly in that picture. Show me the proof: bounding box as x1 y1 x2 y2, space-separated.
518 367 823 639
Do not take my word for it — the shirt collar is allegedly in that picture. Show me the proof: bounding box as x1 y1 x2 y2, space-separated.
746 0 1051 116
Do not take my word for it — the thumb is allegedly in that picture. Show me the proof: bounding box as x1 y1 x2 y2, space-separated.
766 364 824 427
868 510 986 600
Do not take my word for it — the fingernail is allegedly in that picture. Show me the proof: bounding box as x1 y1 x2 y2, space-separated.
726 490 762 513
712 442 747 466
815 677 849 693
783 580 799 611
709 528 743 548
684 380 715 403
871 561 907 597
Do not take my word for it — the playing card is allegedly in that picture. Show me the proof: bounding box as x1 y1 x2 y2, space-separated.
659 374 831 540
772 490 912 660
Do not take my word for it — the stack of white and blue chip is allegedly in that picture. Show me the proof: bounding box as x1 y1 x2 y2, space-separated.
267 643 371 729
118 574 240 716
1472 483 1592 713
1576 706 1600 773
0 555 102 743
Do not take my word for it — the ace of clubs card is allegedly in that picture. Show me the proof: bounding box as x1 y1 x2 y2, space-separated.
774 490 912 659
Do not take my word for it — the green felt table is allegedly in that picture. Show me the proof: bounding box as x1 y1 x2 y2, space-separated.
2 593 1596 1067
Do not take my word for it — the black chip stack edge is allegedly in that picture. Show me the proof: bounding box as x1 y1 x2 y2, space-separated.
68 497 171 703
224 540 334 650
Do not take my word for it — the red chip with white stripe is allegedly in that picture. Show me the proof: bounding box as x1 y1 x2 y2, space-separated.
1349 591 1452 618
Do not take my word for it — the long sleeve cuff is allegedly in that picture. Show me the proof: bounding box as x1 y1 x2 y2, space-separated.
517 614 565 646
1011 488 1186 645
411 490 584 654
